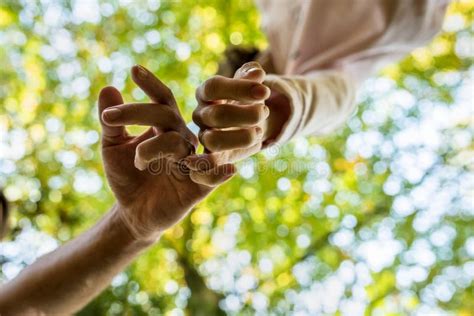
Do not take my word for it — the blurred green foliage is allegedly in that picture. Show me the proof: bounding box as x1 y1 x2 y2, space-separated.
0 0 473 315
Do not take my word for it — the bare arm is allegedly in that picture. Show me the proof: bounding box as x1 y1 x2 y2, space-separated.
0 205 152 315
0 65 234 315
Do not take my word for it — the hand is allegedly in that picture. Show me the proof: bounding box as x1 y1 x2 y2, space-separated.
99 65 235 242
186 62 273 185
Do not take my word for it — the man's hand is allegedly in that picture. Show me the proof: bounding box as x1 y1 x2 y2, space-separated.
99 65 235 242
0 66 236 315
186 62 274 185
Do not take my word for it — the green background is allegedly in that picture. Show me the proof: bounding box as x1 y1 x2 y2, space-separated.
0 0 473 315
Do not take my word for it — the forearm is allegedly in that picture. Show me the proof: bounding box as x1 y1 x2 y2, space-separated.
0 204 153 315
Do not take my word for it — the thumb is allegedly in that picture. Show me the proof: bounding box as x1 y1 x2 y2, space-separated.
234 61 266 83
231 62 267 106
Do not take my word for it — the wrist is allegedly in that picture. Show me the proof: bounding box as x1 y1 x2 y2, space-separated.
110 204 160 248
263 89 291 146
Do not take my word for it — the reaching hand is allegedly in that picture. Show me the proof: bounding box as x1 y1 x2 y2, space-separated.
99 65 235 242
185 62 273 185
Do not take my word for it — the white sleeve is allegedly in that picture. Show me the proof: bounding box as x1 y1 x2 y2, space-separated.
264 70 356 145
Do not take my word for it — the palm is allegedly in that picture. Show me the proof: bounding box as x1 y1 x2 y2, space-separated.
102 130 210 232
98 66 235 240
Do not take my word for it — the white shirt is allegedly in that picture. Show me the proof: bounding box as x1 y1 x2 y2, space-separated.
256 0 449 143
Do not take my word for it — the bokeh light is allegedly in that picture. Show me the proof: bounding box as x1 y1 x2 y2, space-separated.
0 0 473 315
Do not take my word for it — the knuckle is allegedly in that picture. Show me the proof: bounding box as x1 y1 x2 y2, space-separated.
247 106 263 124
203 77 219 99
166 130 182 142
210 107 226 125
166 110 182 126
199 131 211 149
204 133 218 150
192 108 203 124
198 129 206 142
170 109 180 122
242 129 255 145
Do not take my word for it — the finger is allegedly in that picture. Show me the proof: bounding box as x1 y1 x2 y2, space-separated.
183 142 262 170
131 65 177 107
102 103 182 129
200 127 263 152
98 86 127 145
102 102 198 149
131 65 198 149
189 163 236 187
229 62 267 106
194 103 269 128
234 61 266 83
196 76 270 104
135 131 193 171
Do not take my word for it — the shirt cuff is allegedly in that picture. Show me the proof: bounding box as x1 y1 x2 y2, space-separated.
264 71 356 145
264 74 304 145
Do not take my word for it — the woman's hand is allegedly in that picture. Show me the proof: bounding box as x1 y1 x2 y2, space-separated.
99 65 235 243
186 62 274 185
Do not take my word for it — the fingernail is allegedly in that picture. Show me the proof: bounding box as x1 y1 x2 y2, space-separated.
245 67 258 74
135 65 148 80
103 108 121 121
263 106 270 118
251 85 269 100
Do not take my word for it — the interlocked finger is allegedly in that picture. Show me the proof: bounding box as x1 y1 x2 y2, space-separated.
193 103 269 128
189 163 236 187
200 126 263 152
135 131 193 171
196 76 270 104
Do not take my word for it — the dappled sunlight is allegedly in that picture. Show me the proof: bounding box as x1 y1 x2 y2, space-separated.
0 0 472 315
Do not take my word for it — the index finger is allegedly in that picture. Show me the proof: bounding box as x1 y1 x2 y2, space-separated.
183 142 262 170
131 65 199 148
196 76 270 105
131 65 177 107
